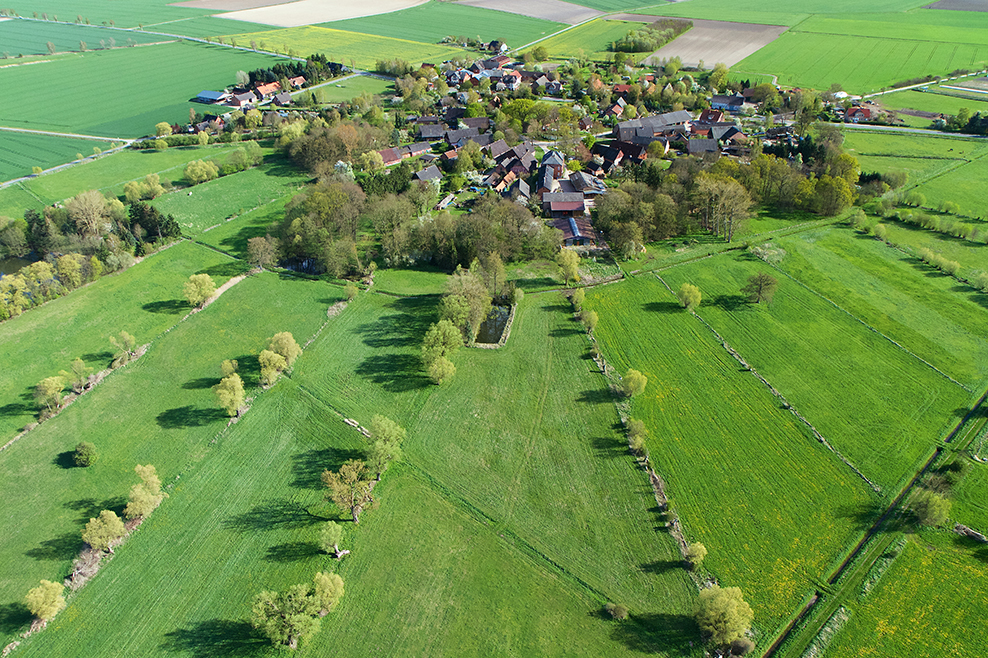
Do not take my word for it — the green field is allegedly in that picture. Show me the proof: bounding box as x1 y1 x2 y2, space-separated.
883 220 988 279
0 241 244 441
2 0 210 29
148 15 281 38
322 1 565 48
0 41 281 137
226 26 465 71
313 75 395 103
0 19 163 55
879 89 988 122
660 251 971 492
538 19 647 61
0 131 112 182
796 10 988 44
843 130 985 184
196 195 288 259
585 275 877 636
953 458 988 532
151 155 310 236
914 156 988 218
642 0 936 27
823 531 988 657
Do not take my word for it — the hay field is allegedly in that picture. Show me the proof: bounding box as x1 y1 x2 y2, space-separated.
0 131 112 182
644 18 787 68
0 19 162 55
538 18 646 60
219 0 431 28
458 0 603 25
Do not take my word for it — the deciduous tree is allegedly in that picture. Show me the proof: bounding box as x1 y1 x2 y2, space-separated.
184 159 219 185
124 464 167 519
741 272 777 304
74 441 98 467
34 376 65 415
911 489 951 527
422 319 462 368
580 309 598 334
59 357 93 394
556 249 580 284
312 572 344 616
322 460 374 524
319 521 346 557
695 585 753 647
247 235 279 270
251 584 321 650
677 283 701 312
183 273 215 308
109 330 138 367
259 349 287 386
24 580 66 621
155 121 172 136
214 373 244 416
82 510 126 553
427 356 456 385
622 369 647 397
686 542 707 569
268 332 301 367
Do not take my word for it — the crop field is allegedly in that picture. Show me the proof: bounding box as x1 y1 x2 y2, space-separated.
914 156 988 217
585 275 877 636
641 0 934 26
313 75 395 103
882 220 988 278
794 10 988 44
823 531 988 657
881 89 988 120
151 155 310 236
538 19 646 60
149 15 281 38
321 2 565 47
0 42 281 137
0 269 341 649
774 227 988 389
457 0 604 25
2 0 211 29
0 241 241 441
0 131 112 183
225 26 465 69
645 19 788 69
660 252 971 492
0 19 162 55
843 130 985 183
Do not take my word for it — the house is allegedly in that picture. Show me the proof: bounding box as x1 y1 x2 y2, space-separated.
288 76 306 88
710 94 744 112
533 75 550 92
687 138 720 155
493 170 517 193
503 178 530 202
604 103 624 119
550 216 596 246
613 141 648 163
415 115 441 124
710 124 744 142
436 193 456 210
846 107 872 122
697 108 724 123
485 139 511 160
579 117 594 131
414 164 443 182
378 148 404 167
462 117 492 131
542 149 566 178
195 90 227 104
502 70 522 90
231 92 257 107
273 92 293 107
593 144 624 174
569 171 607 196
536 166 559 199
445 127 480 145
418 124 447 141
613 111 693 142
613 84 633 97
444 107 467 124
255 81 281 98
546 80 563 95
542 192 586 218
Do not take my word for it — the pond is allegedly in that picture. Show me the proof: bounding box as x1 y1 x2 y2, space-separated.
0 257 31 276
475 305 511 345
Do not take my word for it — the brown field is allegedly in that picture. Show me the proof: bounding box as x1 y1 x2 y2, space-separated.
169 0 291 10
644 18 787 68
458 0 604 25
219 0 431 27
924 0 988 10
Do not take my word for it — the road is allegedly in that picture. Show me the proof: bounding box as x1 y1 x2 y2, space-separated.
840 122 988 138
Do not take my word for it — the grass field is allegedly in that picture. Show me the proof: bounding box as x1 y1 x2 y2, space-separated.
879 89 988 122
823 531 988 657
795 10 988 44
538 19 646 61
2 0 210 29
642 0 937 26
0 241 246 441
313 75 395 103
0 131 112 183
883 220 988 279
225 26 465 70
151 155 310 236
149 15 282 39
953 459 988 532
321 1 565 47
585 275 877 637
0 19 163 55
0 41 281 137
196 196 288 258
660 251 971 492
914 156 988 218
842 130 985 184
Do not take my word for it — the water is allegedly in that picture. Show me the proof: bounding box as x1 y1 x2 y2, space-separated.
0 257 31 276
475 305 510 344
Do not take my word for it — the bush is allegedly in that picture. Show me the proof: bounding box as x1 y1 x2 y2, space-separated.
872 223 887 241
73 441 97 467
730 637 756 655
622 369 647 397
604 602 629 620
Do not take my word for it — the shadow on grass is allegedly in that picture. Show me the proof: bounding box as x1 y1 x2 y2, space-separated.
609 612 700 655
24 532 83 562
643 301 682 314
65 496 127 521
143 299 187 314
157 406 228 429
0 400 31 419
196 260 252 279
80 350 114 365
182 377 221 390
161 619 269 657
550 327 583 338
217 223 272 257
53 451 77 469
356 297 435 349
836 500 898 533
541 303 571 314
591 435 627 459
229 355 261 387
291 447 366 490
953 534 988 563
710 294 749 312
515 276 560 290
264 541 323 563
0 602 33 635
578 389 614 404
639 559 683 574
224 500 323 533
356 354 431 393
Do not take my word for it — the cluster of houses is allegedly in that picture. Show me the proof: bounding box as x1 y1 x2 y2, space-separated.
416 54 566 97
195 75 307 110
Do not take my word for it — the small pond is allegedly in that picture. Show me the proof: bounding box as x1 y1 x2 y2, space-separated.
475 305 511 344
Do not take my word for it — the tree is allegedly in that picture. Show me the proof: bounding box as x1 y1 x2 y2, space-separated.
34 376 65 415
247 235 278 270
695 585 753 647
245 108 263 130
322 459 374 524
214 373 245 416
570 288 585 310
268 332 302 367
184 159 219 185
24 580 66 621
155 121 172 136
344 282 358 300
443 265 492 343
259 349 287 386
622 369 647 397
741 272 778 304
319 521 347 557
82 510 126 553
312 572 344 616
73 441 98 467
677 283 701 312
911 489 951 527
110 330 138 367
604 602 629 620
427 356 456 385
197 130 209 146
556 249 580 284
580 309 598 334
125 464 167 519
221 359 238 377
251 584 321 650
59 357 93 394
686 542 707 569
183 273 216 308
56 254 82 289
422 319 462 367
367 416 405 479
627 419 647 456
67 189 111 236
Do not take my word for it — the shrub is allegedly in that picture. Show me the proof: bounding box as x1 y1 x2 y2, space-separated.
604 602 629 620
872 223 887 241
622 369 647 397
73 441 97 467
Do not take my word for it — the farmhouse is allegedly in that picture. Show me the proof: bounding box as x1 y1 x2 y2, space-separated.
230 92 257 107
543 192 586 218
710 94 744 112
846 107 872 122
273 92 293 107
255 81 281 98
413 164 443 182
550 216 596 246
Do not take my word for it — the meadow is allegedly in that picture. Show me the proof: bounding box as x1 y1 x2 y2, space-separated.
953 459 988 532
196 196 288 259
0 42 281 137
0 270 341 650
794 10 988 44
642 0 939 26
150 15 281 39
538 19 646 61
660 251 972 492
0 19 162 55
321 2 566 47
882 220 988 279
312 75 395 103
914 156 988 218
0 131 112 183
1 0 210 29
585 275 877 637
842 130 984 184
822 531 988 657
224 26 466 70
879 89 988 121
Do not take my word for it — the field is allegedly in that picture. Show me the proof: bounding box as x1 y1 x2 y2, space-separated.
457 0 603 25
312 74 395 103
822 531 988 657
538 19 646 61
144 15 281 38
842 130 986 183
644 19 788 69
585 275 877 637
0 131 112 183
0 19 163 55
196 196 287 258
224 26 465 70
0 41 281 137
882 220 988 278
321 1 566 48
914 155 988 217
0 241 243 441
660 251 972 492
642 0 934 27
1 0 211 29
220 0 432 28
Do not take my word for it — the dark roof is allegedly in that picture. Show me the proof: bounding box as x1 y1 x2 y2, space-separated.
196 90 226 102
273 92 293 105
445 127 480 144
543 192 584 204
687 138 719 154
445 107 466 123
542 150 566 167
486 139 510 159
403 142 431 156
414 164 443 181
418 124 447 140
462 116 491 130
710 94 744 107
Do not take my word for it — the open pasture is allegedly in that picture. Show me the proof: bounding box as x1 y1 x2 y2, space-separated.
0 41 281 137
457 0 603 26
312 74 395 103
586 275 877 636
322 2 565 48
953 458 988 531
0 131 112 183
661 251 971 492
2 0 211 29
843 129 984 182
145 15 281 38
642 0 933 26
644 18 787 69
0 19 162 55
795 10 988 44
774 227 988 389
914 156 988 218
882 219 988 278
876 88 988 123
195 195 287 258
224 26 464 69
822 531 988 657
538 18 646 60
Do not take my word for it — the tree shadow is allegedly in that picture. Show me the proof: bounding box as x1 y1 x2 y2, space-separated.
609 612 700 655
264 541 323 563
355 297 435 349
0 602 33 635
710 294 749 312
541 303 572 313
142 300 187 314
65 496 127 521
157 406 228 429
835 500 895 532
80 350 114 364
953 534 988 563
229 354 261 386
291 447 366 490
182 377 221 390
356 354 431 393
196 261 252 278
550 327 583 337
53 451 77 469
0 400 32 419
591 435 627 459
639 559 683 574
515 276 559 290
24 532 83 562
578 388 614 404
160 618 269 657
643 301 682 313
223 500 323 533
